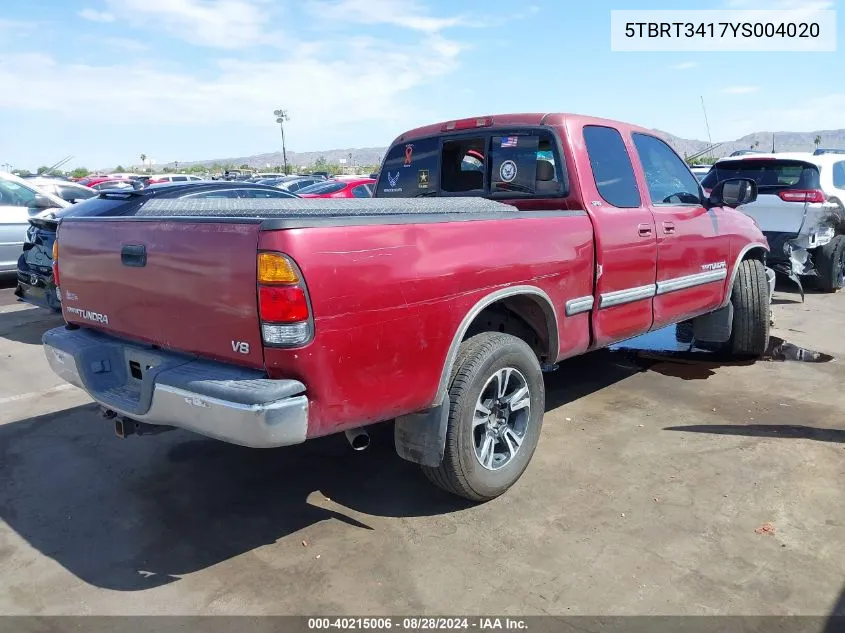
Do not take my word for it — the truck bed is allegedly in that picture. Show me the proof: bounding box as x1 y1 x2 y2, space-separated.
124 197 570 228
56 197 596 434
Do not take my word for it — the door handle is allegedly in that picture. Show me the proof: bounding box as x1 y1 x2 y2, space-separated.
637 223 653 237
121 244 147 267
663 222 676 234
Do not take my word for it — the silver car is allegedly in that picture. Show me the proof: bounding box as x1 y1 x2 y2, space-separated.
0 173 68 273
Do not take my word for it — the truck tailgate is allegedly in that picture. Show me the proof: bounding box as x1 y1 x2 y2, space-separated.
57 219 265 369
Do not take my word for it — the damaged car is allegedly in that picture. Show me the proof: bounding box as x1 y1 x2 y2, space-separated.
702 153 845 298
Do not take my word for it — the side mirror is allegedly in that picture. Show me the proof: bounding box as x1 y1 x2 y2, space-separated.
31 193 58 210
708 178 757 208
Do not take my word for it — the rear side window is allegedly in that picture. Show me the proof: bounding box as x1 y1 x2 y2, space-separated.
701 160 820 191
351 184 372 198
378 137 439 197
298 181 346 195
238 188 295 198
833 161 845 189
583 125 641 208
57 185 96 202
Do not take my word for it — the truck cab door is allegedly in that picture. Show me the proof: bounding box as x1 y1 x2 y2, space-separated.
577 124 658 348
630 133 732 329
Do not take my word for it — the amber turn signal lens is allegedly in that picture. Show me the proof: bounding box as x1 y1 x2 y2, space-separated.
258 252 299 284
52 240 58 260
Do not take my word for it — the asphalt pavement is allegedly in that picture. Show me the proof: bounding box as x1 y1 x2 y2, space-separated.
1 278 843 616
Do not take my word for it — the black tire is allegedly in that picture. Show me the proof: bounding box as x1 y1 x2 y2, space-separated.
814 235 845 293
422 332 545 502
723 258 770 358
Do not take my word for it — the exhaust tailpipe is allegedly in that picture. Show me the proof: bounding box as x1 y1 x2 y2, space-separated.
344 427 370 451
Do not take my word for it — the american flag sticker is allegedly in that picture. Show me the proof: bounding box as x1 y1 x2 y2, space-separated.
500 136 518 148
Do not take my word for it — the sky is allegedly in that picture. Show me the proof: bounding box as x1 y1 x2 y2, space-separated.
0 0 842 170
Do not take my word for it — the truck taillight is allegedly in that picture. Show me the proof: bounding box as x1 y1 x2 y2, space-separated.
52 239 60 288
257 252 312 347
778 189 826 203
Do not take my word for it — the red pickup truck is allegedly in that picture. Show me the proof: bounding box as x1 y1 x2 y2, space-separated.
43 113 770 502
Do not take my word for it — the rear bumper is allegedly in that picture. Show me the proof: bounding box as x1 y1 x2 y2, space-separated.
42 326 309 448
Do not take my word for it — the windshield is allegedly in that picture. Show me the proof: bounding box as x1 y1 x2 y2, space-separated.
297 181 347 195
701 159 820 191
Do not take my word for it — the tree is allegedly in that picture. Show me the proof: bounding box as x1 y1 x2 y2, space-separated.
70 167 90 179
239 163 250 170
139 153 147 172
114 165 125 173
13 169 31 177
37 165 50 175
814 135 822 148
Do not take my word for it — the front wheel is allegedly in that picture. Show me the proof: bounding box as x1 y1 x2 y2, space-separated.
422 332 545 502
722 258 770 358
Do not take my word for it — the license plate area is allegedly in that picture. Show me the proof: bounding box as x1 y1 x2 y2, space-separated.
123 349 162 384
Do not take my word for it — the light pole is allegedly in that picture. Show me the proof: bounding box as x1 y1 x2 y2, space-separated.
274 109 290 175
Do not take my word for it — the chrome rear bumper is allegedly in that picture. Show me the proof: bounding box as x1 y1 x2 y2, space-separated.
43 326 309 448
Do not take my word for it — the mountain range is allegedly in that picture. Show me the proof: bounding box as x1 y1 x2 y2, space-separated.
177 129 845 170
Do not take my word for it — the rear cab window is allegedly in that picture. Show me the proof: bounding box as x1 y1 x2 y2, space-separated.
376 129 566 199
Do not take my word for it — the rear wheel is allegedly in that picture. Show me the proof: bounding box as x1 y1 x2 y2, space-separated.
815 235 845 293
422 332 545 502
723 258 770 358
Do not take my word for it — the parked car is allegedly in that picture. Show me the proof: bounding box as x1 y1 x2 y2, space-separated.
25 177 97 203
297 177 375 198
689 165 713 182
0 172 68 273
813 148 845 156
90 179 142 191
701 152 845 294
15 181 299 310
258 175 326 193
147 174 205 184
77 176 123 188
43 112 769 502
730 150 767 157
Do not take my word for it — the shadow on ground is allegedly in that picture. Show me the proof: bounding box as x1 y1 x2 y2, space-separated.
0 406 474 592
664 423 845 444
0 306 63 345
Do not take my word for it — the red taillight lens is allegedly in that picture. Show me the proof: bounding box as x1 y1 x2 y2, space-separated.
259 285 309 323
52 240 59 286
778 189 826 203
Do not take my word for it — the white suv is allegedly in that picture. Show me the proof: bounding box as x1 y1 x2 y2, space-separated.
701 153 845 295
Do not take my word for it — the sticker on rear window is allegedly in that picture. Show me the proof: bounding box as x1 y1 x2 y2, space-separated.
501 136 518 148
500 160 518 183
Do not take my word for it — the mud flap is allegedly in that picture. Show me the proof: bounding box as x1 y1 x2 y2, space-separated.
394 397 449 468
692 303 733 344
